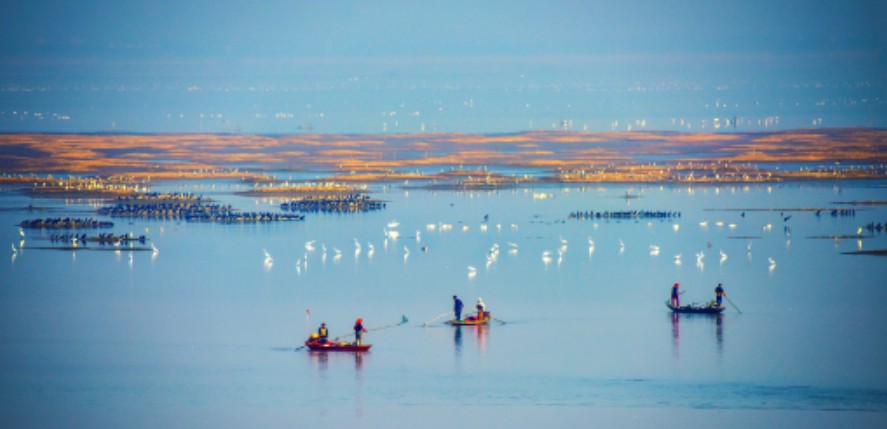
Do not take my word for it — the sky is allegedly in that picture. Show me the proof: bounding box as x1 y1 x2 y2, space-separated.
1 0 885 133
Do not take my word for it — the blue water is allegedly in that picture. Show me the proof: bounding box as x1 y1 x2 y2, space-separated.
1 181 886 427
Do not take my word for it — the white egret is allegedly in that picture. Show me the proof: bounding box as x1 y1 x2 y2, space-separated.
542 250 552 264
263 249 273 269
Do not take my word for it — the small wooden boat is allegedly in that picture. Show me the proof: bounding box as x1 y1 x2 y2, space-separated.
665 301 725 314
447 312 491 325
304 339 371 352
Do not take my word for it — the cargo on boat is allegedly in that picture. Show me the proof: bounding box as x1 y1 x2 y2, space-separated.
446 311 492 325
304 339 371 352
665 301 725 314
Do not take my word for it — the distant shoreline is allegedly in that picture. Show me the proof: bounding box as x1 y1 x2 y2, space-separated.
1 128 885 191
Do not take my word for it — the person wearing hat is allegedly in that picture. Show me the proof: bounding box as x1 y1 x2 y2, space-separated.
317 323 329 344
475 297 486 320
714 283 726 307
354 318 367 346
453 295 464 321
671 282 681 308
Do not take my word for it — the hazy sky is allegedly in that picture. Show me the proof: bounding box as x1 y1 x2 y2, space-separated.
1 0 885 133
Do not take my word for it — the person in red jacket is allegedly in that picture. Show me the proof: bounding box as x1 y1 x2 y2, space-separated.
671 283 681 307
354 318 367 346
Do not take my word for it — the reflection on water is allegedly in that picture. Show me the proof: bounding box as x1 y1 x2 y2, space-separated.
453 326 462 354
452 324 489 356
1 181 887 427
671 312 680 358
355 351 365 375
309 350 330 371
474 325 488 356
308 349 366 372
670 312 725 360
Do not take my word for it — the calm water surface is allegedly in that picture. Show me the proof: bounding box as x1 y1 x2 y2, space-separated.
1 181 886 428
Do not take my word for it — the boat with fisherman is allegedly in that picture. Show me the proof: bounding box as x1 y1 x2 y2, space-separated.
304 338 372 352
665 300 725 314
447 311 492 325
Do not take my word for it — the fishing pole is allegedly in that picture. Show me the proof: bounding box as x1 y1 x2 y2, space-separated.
725 295 742 314
422 310 453 326
333 315 410 342
294 307 312 352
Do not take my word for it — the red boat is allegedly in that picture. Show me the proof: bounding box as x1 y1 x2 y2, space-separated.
304 339 371 352
447 312 491 326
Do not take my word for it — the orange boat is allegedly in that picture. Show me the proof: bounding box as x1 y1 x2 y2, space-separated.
447 312 491 326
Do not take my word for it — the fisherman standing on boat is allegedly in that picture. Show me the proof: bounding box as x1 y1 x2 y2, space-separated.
453 295 464 321
715 283 726 307
317 323 329 344
354 318 367 346
671 283 681 307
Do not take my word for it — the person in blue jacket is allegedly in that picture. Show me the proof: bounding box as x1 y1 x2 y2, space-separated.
453 295 464 321
715 283 726 307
